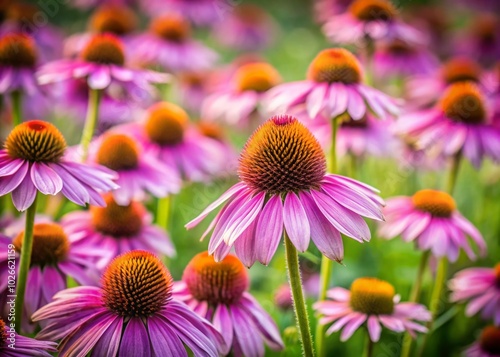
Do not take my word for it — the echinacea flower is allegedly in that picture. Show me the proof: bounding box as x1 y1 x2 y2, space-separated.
0 222 103 332
33 250 226 357
197 121 238 175
313 0 352 24
323 0 423 46
173 251 284 356
465 325 500 357
373 39 438 78
454 13 500 67
379 189 486 262
177 70 214 113
130 14 217 73
397 81 500 167
449 263 500 324
314 278 431 342
142 0 221 27
64 4 138 58
0 317 56 357
87 133 181 205
117 102 229 182
0 33 39 96
264 48 399 121
0 2 63 62
406 57 483 109
38 33 169 94
203 62 282 128
212 4 277 51
62 194 175 268
0 120 118 211
186 115 384 266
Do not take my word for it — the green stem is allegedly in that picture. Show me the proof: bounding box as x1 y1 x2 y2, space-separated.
316 116 340 357
364 330 374 357
416 257 447 357
284 233 314 357
156 196 172 231
15 194 38 332
11 91 22 127
446 152 462 195
400 250 431 357
80 88 102 161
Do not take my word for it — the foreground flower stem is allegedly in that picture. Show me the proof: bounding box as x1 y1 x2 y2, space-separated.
285 232 314 357
11 91 22 127
15 194 38 332
156 195 172 231
400 250 431 357
364 330 374 357
316 116 339 357
80 88 102 160
416 153 461 356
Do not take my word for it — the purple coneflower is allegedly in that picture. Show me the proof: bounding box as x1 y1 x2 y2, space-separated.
323 0 423 46
117 102 229 182
38 33 168 95
449 263 500 324
465 326 500 357
32 250 226 357
203 62 282 129
264 48 399 121
130 14 217 73
0 317 56 357
397 81 500 168
142 0 220 27
186 115 384 265
379 189 486 262
0 2 63 62
373 39 438 78
177 70 213 113
173 251 284 356
0 120 117 211
454 13 500 67
314 277 431 342
62 194 175 268
87 132 181 205
406 57 483 109
64 4 138 58
212 4 277 52
0 222 102 332
0 33 40 126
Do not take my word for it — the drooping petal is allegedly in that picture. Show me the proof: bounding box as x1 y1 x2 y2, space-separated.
283 192 310 252
255 195 283 265
118 318 151 357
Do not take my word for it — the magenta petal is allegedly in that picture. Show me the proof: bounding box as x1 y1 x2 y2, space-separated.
230 306 265 357
311 190 370 241
346 87 366 120
50 164 90 205
148 316 187 357
0 161 29 195
25 266 42 318
88 66 111 89
213 304 234 349
234 217 258 267
283 192 310 252
224 192 265 246
30 163 63 195
42 266 66 303
340 313 366 341
119 318 151 357
12 172 37 211
299 192 344 262
367 316 381 342
306 83 328 118
255 195 283 265
0 157 24 177
91 316 123 357
186 183 247 229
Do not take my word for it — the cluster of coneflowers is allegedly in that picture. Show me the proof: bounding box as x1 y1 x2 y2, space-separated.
0 0 499 356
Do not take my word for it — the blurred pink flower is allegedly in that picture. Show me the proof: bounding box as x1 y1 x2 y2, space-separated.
314 278 431 342
449 264 500 325
379 189 486 262
142 0 221 27
0 316 56 356
173 251 283 357
465 326 500 357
